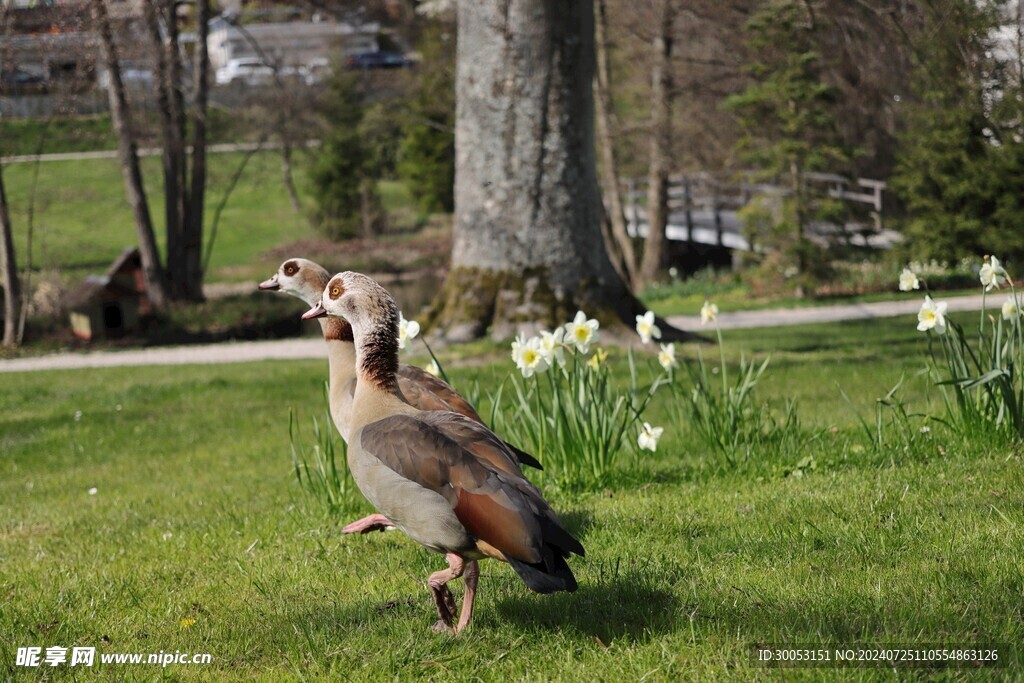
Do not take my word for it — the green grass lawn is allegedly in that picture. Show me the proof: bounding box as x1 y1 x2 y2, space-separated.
2 152 434 289
0 110 251 158
2 319 1022 680
1 150 318 284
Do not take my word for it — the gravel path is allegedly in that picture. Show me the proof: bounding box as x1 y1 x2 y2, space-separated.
0 293 992 373
664 293 989 331
0 338 328 373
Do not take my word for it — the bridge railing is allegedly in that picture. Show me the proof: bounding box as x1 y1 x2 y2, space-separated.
615 171 886 250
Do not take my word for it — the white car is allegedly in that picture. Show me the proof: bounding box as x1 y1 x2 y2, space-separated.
215 58 275 86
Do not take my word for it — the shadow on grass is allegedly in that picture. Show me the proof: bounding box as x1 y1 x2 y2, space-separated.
492 571 681 644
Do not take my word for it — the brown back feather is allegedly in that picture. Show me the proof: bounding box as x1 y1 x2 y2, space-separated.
358 413 575 564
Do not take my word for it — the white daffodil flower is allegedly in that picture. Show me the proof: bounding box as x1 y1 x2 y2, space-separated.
979 256 1007 292
700 300 719 325
398 313 420 350
511 333 527 366
1002 297 1021 321
658 343 678 371
565 310 600 354
917 296 948 334
635 310 662 344
515 336 550 378
538 327 567 366
637 422 664 452
898 268 920 292
425 359 441 376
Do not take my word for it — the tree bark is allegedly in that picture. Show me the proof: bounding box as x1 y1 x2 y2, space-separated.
594 0 638 287
143 0 182 296
184 0 211 299
0 164 21 348
92 0 169 308
161 0 192 300
428 0 697 343
638 0 675 289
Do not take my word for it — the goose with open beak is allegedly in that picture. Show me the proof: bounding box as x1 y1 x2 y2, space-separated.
262 259 540 534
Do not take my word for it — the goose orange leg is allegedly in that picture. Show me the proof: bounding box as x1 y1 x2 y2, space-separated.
453 559 479 634
428 553 465 632
341 513 394 534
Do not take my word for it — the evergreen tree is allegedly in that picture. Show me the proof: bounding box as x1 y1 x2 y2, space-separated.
725 0 849 285
891 0 1024 265
397 25 455 213
310 71 375 239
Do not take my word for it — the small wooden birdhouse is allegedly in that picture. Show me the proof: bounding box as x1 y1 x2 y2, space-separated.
68 248 151 341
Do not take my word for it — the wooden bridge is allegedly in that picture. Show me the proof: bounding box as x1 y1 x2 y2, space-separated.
619 172 896 253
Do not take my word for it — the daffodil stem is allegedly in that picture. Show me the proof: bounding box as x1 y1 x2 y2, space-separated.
716 324 728 395
419 338 449 385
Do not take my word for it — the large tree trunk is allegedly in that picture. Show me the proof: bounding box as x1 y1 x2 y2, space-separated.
429 0 695 343
594 0 638 287
638 0 675 289
0 165 21 348
92 0 169 308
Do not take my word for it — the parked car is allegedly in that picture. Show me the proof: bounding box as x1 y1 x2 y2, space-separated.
344 51 413 70
1 69 47 94
97 62 154 90
215 58 275 86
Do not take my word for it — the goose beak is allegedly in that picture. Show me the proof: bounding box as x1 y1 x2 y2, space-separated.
258 274 280 291
302 301 327 320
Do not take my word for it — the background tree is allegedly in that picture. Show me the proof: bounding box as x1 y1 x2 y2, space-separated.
891 0 1024 265
725 0 850 290
637 0 677 289
428 0 691 342
93 0 170 307
593 0 638 287
94 0 211 304
0 164 20 348
397 24 456 214
1 3 22 347
310 71 378 239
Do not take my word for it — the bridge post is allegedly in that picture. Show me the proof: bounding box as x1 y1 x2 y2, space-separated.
714 188 723 247
626 178 637 234
683 176 694 242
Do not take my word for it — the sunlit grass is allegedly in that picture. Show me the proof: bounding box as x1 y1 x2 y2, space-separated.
2 319 1022 680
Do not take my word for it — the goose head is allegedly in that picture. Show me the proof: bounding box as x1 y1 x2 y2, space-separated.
304 272 400 388
303 272 399 342
259 258 329 307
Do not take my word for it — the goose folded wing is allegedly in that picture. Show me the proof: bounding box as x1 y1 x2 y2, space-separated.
397 365 484 422
359 414 567 564
395 367 543 470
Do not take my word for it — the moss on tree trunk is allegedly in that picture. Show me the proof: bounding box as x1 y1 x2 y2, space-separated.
426 266 702 343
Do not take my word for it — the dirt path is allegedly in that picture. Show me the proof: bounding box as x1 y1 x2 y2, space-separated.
664 293 989 331
0 293 992 373
0 338 328 373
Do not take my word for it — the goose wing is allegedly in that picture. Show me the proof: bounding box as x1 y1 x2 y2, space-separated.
395 365 542 470
397 364 483 421
358 413 584 576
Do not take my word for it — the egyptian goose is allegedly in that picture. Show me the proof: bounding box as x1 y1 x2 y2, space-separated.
259 259 540 534
302 272 584 634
